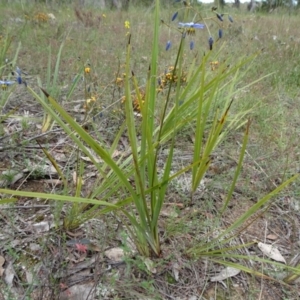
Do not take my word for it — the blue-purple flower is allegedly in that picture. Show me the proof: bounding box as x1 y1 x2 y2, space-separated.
0 80 15 86
16 67 22 84
12 67 27 86
165 40 172 51
216 13 223 22
0 67 27 88
171 12 178 21
208 37 214 50
228 15 234 23
190 40 194 50
218 29 223 39
178 22 205 29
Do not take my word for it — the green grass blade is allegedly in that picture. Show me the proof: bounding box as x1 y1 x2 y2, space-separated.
46 46 51 89
52 41 64 95
220 174 298 238
28 86 137 199
38 142 68 188
0 189 117 207
221 119 251 213
124 35 149 229
66 73 82 101
209 254 300 276
0 198 17 205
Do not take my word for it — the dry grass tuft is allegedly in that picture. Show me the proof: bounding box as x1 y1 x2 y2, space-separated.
74 6 102 28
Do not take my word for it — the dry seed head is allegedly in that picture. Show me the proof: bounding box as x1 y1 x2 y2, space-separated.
210 61 219 71
115 77 123 85
34 12 49 23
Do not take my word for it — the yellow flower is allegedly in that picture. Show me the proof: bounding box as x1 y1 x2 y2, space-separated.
102 14 106 18
186 28 196 35
124 20 130 29
210 61 219 71
84 96 96 109
84 67 91 74
115 77 123 86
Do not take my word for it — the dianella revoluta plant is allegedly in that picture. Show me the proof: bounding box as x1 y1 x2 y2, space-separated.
0 0 298 269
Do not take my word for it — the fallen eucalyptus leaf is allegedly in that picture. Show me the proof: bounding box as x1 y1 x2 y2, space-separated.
143 257 157 274
26 270 33 284
266 234 278 241
33 221 50 233
172 262 180 281
160 207 179 218
60 282 94 300
4 261 15 286
104 247 125 263
210 266 241 282
258 242 286 264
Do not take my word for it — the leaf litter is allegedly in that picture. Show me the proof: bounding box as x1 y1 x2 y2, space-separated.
258 242 287 264
210 266 241 282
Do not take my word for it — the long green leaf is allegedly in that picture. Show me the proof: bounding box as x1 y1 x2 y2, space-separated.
0 189 117 207
221 119 251 213
188 174 298 256
28 86 136 199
